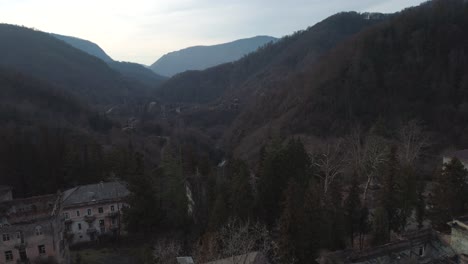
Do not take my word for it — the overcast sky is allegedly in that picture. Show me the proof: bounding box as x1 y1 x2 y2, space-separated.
0 0 427 65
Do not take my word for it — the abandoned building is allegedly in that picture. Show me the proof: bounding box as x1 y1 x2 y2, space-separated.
318 229 458 264
0 192 69 264
62 181 129 245
448 216 468 262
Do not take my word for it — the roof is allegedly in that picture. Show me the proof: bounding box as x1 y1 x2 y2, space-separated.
204 252 268 264
63 181 129 208
0 194 59 225
444 149 468 161
320 229 456 264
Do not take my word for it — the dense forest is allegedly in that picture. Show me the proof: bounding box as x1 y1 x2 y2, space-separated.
1 0 468 263
227 0 468 159
0 24 151 105
154 12 387 104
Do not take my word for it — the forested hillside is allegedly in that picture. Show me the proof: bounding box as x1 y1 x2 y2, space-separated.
0 68 117 197
0 24 147 105
227 0 468 159
155 13 386 104
52 33 167 88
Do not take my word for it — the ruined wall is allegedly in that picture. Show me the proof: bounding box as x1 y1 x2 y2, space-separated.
451 228 468 255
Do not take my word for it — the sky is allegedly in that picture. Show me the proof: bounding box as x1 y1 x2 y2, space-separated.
0 0 428 65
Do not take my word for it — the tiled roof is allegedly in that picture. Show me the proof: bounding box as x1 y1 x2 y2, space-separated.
62 181 129 207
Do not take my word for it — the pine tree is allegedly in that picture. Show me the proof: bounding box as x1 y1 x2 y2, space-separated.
344 173 361 248
371 207 390 246
432 158 468 228
229 160 253 221
277 179 304 264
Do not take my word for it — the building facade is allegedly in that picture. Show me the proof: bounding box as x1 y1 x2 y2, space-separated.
448 216 468 262
62 181 129 246
0 193 69 264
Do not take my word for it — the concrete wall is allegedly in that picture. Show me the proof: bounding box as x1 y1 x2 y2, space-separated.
0 217 66 264
64 201 125 245
451 227 468 255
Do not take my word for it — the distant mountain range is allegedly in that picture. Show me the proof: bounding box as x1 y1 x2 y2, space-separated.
149 36 277 77
51 33 114 62
51 33 167 88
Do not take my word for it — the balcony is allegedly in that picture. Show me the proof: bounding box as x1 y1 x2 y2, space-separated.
64 218 72 224
86 227 97 234
14 241 27 250
107 211 119 218
84 215 96 223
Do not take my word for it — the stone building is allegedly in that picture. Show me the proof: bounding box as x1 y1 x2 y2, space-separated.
0 192 69 264
448 216 468 262
62 181 129 245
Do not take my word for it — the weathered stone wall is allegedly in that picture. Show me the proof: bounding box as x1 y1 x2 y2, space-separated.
451 228 468 255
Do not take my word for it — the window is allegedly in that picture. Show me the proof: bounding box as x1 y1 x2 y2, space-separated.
76 210 80 217
4 250 13 261
64 212 69 219
87 209 92 215
111 219 116 225
419 246 425 257
99 220 105 227
2 234 9 241
15 232 20 240
38 245 46 255
77 223 82 230
98 207 103 213
35 226 43 236
110 205 115 212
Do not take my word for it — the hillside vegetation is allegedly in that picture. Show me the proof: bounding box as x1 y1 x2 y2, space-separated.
227 0 468 158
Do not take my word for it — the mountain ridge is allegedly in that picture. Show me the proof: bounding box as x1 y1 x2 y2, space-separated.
149 35 277 77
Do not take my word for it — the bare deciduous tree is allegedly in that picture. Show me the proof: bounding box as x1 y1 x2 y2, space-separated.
314 140 346 195
153 238 183 264
346 128 388 204
195 218 275 264
397 120 430 167
362 135 389 203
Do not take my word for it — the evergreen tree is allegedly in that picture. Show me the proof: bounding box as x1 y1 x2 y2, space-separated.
380 146 400 234
277 179 304 264
344 173 361 248
371 207 390 246
229 160 253 221
432 158 468 228
123 152 162 233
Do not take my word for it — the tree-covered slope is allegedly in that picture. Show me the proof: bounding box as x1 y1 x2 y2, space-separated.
52 33 167 88
228 0 468 157
154 13 386 104
0 24 145 105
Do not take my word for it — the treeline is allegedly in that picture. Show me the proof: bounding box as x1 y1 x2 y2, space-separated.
122 120 468 263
